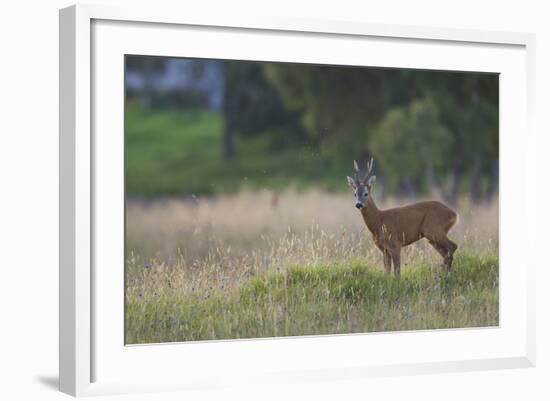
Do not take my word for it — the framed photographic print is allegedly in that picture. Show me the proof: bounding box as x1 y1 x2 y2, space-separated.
59 4 536 396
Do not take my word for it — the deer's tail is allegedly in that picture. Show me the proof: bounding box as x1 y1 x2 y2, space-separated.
450 211 459 230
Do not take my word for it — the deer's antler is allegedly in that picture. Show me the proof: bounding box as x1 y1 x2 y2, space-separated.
362 157 374 183
353 160 360 184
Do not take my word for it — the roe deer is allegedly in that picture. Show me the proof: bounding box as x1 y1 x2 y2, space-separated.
347 158 458 277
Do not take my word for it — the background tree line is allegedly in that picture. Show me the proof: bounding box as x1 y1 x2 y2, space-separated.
126 56 498 202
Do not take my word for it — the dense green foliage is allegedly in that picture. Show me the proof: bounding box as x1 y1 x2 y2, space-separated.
264 65 498 199
126 254 498 343
369 97 452 192
125 56 499 199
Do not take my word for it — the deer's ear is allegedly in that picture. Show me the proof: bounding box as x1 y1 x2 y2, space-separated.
346 176 357 189
366 175 376 187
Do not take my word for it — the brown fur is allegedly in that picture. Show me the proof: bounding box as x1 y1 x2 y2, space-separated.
360 194 458 277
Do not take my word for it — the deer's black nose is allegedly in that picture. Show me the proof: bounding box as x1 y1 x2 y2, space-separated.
355 203 363 209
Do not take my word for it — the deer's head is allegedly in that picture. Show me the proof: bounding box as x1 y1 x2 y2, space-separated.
347 158 376 210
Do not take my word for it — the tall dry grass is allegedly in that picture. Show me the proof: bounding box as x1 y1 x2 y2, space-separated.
126 190 497 292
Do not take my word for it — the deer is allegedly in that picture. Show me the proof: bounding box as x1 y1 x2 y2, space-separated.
347 158 458 277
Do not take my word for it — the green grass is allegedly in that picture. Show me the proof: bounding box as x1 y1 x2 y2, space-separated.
125 253 498 344
126 105 354 196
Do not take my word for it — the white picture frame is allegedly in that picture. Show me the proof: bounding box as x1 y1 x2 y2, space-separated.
59 3 536 397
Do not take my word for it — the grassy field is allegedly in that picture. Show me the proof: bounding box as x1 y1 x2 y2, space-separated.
125 190 498 344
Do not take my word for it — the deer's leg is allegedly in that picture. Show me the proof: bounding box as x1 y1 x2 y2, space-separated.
390 248 401 277
428 239 446 257
383 250 392 274
429 237 457 271
427 239 448 269
439 237 457 271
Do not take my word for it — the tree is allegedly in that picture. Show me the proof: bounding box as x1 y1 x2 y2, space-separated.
263 64 407 156
222 61 305 160
429 73 499 202
264 63 498 200
369 97 452 197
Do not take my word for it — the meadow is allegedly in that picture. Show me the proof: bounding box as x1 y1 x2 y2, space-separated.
125 190 499 344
